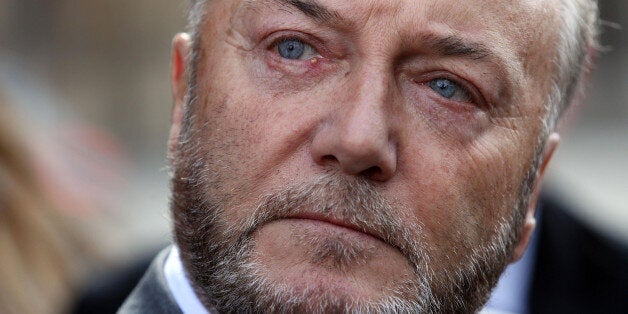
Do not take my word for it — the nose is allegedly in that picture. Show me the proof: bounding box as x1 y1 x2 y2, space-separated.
310 66 397 182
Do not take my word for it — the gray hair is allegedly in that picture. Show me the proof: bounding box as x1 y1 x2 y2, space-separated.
545 0 599 133
185 0 599 132
187 0 208 43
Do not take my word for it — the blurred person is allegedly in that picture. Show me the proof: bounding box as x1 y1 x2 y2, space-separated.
0 95 95 314
121 0 602 313
0 60 135 311
0 52 141 314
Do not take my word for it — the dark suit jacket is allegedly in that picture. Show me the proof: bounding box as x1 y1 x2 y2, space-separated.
117 249 182 314
528 194 628 314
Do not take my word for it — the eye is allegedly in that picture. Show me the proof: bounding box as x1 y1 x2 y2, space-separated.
428 78 472 102
276 38 319 60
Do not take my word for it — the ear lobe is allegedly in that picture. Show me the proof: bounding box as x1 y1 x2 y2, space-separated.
168 33 192 163
510 132 560 263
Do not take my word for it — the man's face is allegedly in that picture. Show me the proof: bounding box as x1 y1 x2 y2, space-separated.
170 0 560 312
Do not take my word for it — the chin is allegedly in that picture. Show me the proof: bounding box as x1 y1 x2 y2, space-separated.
222 265 431 313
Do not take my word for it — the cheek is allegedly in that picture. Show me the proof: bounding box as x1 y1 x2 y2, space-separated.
188 84 324 220
396 134 528 259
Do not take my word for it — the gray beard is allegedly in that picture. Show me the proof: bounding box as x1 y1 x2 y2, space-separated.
172 169 523 313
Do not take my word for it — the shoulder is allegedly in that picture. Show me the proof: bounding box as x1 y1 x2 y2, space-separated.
118 248 183 314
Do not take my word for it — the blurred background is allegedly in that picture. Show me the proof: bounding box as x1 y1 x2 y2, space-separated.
0 0 625 313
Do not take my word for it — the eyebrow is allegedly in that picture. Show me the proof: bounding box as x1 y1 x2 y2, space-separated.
273 0 347 26
420 34 492 61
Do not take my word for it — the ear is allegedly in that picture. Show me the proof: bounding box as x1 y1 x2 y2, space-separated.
510 132 560 263
168 33 192 163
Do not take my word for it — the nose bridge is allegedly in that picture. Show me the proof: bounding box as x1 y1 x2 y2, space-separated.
356 61 390 110
311 60 397 181
341 62 390 148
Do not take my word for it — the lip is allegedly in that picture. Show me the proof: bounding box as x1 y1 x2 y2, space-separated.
285 213 385 244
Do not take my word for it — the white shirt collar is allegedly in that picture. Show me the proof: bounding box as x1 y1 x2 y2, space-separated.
482 223 540 314
164 246 210 314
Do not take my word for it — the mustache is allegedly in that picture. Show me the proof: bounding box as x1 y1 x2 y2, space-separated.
229 173 427 272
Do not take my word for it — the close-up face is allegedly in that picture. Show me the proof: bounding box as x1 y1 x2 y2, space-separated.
170 0 562 312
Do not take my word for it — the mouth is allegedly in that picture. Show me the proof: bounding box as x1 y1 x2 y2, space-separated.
283 212 387 244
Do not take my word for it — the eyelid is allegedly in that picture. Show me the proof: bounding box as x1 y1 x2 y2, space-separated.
265 31 325 57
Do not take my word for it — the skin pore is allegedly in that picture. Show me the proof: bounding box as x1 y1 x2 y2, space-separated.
169 0 561 312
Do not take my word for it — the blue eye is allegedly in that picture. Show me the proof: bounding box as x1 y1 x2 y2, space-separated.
278 38 305 59
428 78 472 102
276 38 318 60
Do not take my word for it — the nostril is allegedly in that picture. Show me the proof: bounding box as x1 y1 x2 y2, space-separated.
321 155 338 164
361 166 382 180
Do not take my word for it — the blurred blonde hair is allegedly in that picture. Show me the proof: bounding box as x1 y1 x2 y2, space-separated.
0 94 94 314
